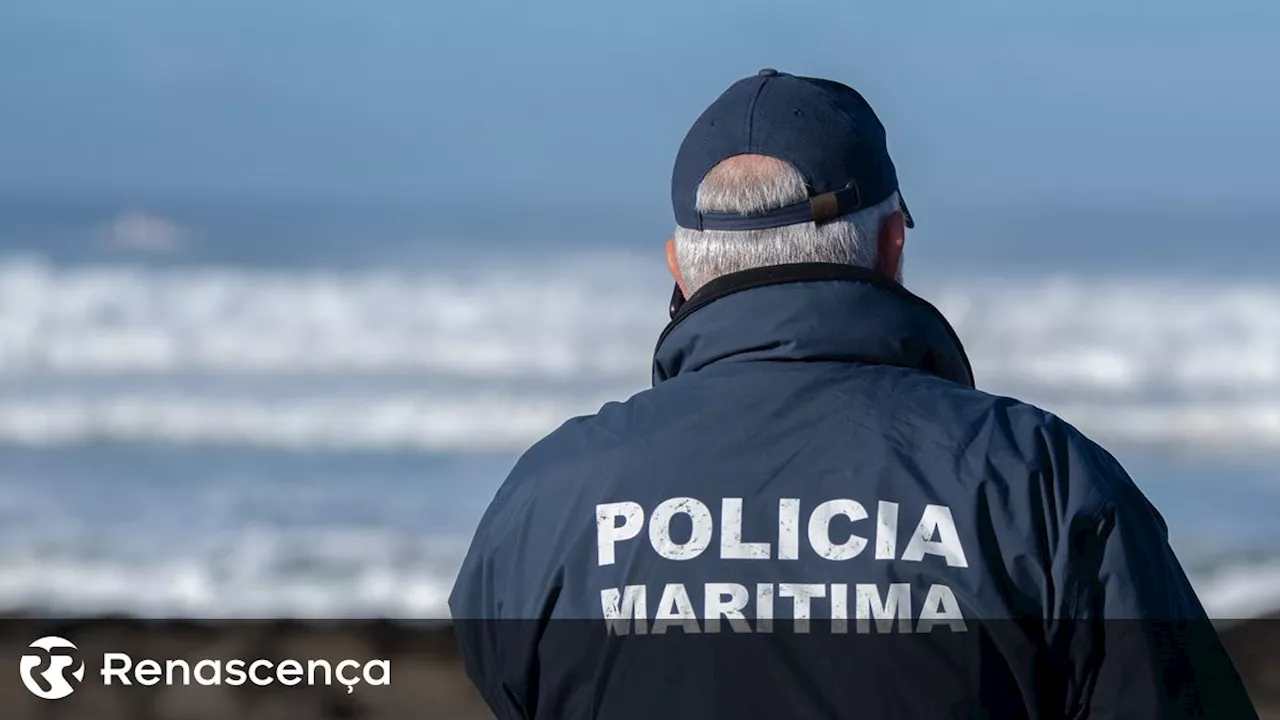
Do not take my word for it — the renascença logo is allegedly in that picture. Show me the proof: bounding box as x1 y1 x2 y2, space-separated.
19 636 86 700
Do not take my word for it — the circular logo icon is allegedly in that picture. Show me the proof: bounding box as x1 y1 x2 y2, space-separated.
19 636 85 700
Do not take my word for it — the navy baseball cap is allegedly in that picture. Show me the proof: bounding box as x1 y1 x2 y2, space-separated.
672 69 913 232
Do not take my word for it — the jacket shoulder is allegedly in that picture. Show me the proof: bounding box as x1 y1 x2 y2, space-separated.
888 371 1138 507
887 371 1063 465
480 400 635 520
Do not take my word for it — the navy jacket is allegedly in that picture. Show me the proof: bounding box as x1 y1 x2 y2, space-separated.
449 264 1257 720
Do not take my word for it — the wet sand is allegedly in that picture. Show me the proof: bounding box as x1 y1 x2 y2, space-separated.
0 615 1276 719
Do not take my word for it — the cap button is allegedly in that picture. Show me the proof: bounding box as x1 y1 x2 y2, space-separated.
757 68 778 77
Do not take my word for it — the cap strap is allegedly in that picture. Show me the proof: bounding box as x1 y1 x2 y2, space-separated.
810 183 861 225
695 182 866 231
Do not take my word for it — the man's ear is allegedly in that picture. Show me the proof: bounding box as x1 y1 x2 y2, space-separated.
665 238 688 295
875 211 906 281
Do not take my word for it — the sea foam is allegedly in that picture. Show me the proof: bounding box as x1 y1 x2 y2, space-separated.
3 256 1280 452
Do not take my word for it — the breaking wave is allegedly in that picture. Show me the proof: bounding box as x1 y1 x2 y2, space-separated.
1196 559 1280 621
0 529 469 619
0 394 1279 454
0 392 606 453
2 256 1280 452
0 257 658 379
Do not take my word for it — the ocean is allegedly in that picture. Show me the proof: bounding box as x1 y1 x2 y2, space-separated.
2 199 1279 621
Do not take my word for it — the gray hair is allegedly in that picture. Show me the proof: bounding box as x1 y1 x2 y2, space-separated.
672 155 903 294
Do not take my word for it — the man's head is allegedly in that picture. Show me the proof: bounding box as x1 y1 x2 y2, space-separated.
666 70 912 299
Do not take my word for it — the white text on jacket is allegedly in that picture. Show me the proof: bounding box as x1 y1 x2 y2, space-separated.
595 497 969 635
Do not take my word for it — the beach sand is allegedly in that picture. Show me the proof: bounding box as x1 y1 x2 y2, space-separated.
0 615 1276 719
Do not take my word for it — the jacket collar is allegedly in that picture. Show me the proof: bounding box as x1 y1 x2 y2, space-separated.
652 263 975 388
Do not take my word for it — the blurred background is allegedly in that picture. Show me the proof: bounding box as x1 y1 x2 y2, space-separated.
1 0 1278 622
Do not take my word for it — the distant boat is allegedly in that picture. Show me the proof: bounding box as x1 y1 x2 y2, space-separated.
103 211 185 253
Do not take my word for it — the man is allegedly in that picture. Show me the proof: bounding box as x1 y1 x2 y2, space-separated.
449 70 1257 719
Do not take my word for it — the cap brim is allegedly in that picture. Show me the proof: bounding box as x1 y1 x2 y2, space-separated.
899 192 916 229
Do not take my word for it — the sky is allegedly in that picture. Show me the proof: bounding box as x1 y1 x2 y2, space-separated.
0 0 1277 222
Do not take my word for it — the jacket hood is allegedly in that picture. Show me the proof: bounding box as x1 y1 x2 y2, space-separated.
652 263 975 388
